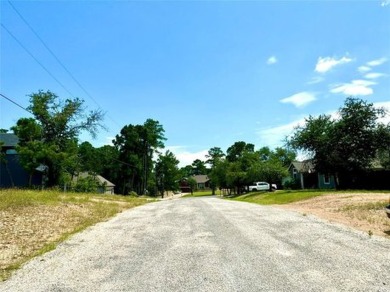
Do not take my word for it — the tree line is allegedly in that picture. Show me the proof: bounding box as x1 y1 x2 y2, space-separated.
2 91 389 194
289 97 390 189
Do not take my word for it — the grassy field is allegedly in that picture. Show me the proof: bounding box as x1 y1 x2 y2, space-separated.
182 190 214 197
0 189 151 281
228 189 389 205
228 190 328 205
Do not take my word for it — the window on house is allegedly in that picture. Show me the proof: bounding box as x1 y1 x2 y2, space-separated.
324 174 330 184
293 168 297 179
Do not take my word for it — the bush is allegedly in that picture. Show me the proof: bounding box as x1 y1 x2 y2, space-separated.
128 191 138 197
282 177 301 190
73 176 99 193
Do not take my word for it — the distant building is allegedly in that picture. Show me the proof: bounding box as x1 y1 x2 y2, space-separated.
0 133 43 188
288 160 336 189
193 175 210 190
73 172 115 194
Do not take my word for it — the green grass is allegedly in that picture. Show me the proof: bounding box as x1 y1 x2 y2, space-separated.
182 190 214 198
228 189 389 205
0 189 149 211
228 190 328 205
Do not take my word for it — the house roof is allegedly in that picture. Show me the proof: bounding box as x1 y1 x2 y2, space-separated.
289 160 315 173
76 172 115 187
0 133 19 148
193 175 209 184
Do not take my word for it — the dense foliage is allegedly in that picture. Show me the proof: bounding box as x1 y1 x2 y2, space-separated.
12 91 104 186
180 143 295 195
6 91 387 194
289 97 389 188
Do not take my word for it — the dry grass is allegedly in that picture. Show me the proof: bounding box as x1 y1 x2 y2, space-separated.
279 192 390 238
0 189 151 281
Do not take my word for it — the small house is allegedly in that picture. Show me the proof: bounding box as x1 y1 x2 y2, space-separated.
288 160 336 189
73 172 115 194
193 175 210 190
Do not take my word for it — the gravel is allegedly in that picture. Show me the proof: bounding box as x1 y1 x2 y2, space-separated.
1 197 390 291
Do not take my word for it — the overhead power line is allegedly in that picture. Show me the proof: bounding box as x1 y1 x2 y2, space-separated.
0 93 31 113
1 23 75 97
7 0 102 109
3 2 123 135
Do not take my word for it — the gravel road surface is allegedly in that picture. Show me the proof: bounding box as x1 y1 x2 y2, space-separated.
1 197 390 291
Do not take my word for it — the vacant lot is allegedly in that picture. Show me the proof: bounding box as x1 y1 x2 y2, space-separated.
278 192 390 238
0 189 150 281
230 190 390 238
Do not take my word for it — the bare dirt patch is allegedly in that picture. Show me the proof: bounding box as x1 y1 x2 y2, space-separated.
279 193 390 238
0 192 149 282
0 204 88 269
0 203 96 279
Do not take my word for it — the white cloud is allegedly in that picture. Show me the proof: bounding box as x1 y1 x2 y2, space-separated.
381 0 390 7
364 72 386 79
307 76 324 84
165 146 208 167
330 80 376 96
367 57 388 67
280 92 317 108
267 56 278 65
257 101 390 149
358 66 372 73
374 101 390 124
315 56 353 73
104 136 115 145
257 117 307 148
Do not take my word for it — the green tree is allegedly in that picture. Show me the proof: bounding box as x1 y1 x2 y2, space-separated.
289 97 387 188
12 91 104 186
16 141 46 186
141 119 166 194
180 165 194 178
114 124 143 195
226 141 255 162
334 98 386 172
270 147 297 167
155 150 180 198
96 145 120 189
191 159 207 175
113 120 165 195
78 141 98 172
206 147 225 195
376 124 390 170
224 142 257 194
187 177 197 195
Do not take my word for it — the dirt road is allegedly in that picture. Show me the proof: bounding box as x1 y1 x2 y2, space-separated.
1 197 389 291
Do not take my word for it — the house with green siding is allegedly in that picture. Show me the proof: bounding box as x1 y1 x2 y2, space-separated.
288 160 336 189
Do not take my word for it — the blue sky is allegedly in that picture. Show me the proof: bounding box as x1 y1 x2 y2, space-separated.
1 0 389 166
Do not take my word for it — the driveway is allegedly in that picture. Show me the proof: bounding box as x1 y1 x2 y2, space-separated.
1 197 389 291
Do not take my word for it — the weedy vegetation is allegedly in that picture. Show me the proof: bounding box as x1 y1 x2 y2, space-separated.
0 189 151 281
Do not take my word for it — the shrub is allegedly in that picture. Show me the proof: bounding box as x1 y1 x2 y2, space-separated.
128 191 138 197
282 177 301 190
73 176 99 193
